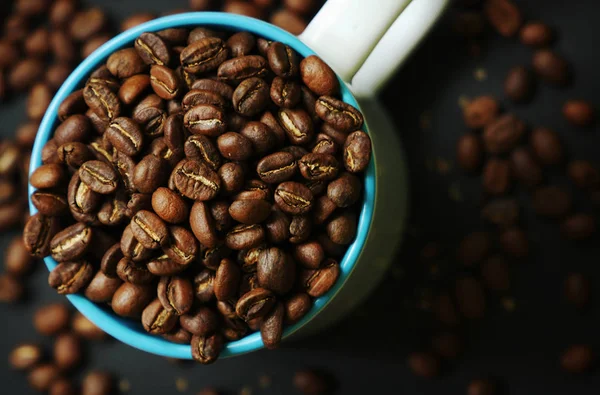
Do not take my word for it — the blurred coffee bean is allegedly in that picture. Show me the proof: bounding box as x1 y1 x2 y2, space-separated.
49 379 77 395
457 231 490 266
407 352 440 378
532 50 571 86
293 369 332 395
457 133 483 171
561 345 595 373
9 343 43 370
223 1 264 19
46 63 73 90
50 0 78 27
28 364 60 392
25 27 50 58
520 21 554 47
453 11 485 38
464 96 500 129
499 227 529 258
50 30 77 64
5 234 34 277
122 13 157 32
0 274 24 302
481 255 510 291
82 35 112 59
484 0 522 37
431 332 462 359
504 66 535 102
482 158 511 195
467 379 497 395
34 303 70 335
72 312 106 340
568 160 599 189
0 40 20 69
27 83 53 121
483 114 526 154
530 127 563 165
82 371 113 395
270 9 308 35
564 272 590 309
563 100 595 127
455 275 485 319
510 148 543 187
561 214 596 240
481 198 519 226
533 186 572 218
70 8 107 42
54 333 81 371
9 58 45 91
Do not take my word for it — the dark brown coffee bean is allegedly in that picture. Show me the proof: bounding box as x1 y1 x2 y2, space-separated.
28 364 60 392
4 235 33 278
499 227 529 258
480 255 510 291
0 40 19 69
30 164 65 190
264 209 291 244
0 142 20 178
238 121 274 156
79 160 118 194
561 214 596 240
23 214 57 258
173 158 221 200
133 107 167 137
342 131 371 173
509 148 543 187
105 117 143 156
217 55 268 83
270 9 308 35
407 351 441 378
190 201 219 249
260 301 284 350
561 345 595 373
157 276 194 316
81 35 111 58
315 96 363 133
275 181 313 214
55 115 92 146
182 89 227 113
84 83 122 122
232 77 270 117
50 222 92 262
229 199 271 225
191 79 233 101
238 245 266 273
467 379 497 395
144 255 179 276
25 26 50 57
226 224 265 250
45 63 71 91
42 139 61 165
31 191 68 217
216 162 244 196
533 186 572 218
69 7 106 41
184 104 226 137
301 259 340 297
267 42 299 78
216 131 253 160
269 76 301 109
430 331 463 360
150 187 188 224
285 293 311 324
530 127 563 165
227 31 256 57
118 75 151 105
81 371 113 395
184 134 221 170
293 369 332 395
130 210 168 250
180 37 228 74
88 65 120 91
9 343 43 370
326 212 357 245
568 161 599 189
165 226 198 266
49 261 94 294
57 90 86 121
257 247 296 294
563 100 595 127
134 32 170 66
9 58 45 92
290 215 312 244
180 307 219 337
481 198 519 226
0 274 24 302
312 196 337 225
212 259 240 301
111 282 154 318
163 326 192 344
236 287 275 321
564 272 590 309
116 257 153 284
532 50 570 86
194 270 215 303
520 21 553 46
483 0 522 37
327 172 361 208
463 96 499 129
140 298 177 335
483 114 526 154
299 153 339 181
260 111 287 146
58 142 94 170
153 28 187 45
505 66 535 102
33 303 69 336
150 65 181 100
257 152 297 184
49 378 77 395
293 241 325 269
235 179 271 201
300 55 339 97
97 243 122 278
312 133 338 156
132 154 170 193
106 48 147 79
482 159 511 195
456 133 483 171
191 333 223 364
53 333 81 372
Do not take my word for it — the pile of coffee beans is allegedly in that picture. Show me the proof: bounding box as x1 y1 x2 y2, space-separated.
24 24 371 363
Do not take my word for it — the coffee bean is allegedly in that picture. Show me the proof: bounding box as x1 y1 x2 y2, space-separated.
183 135 220 171
530 127 563 165
519 21 553 46
81 371 113 395
224 31 255 58
327 172 361 208
49 261 94 294
217 55 268 83
212 259 240 301
228 199 271 225
271 8 308 34
533 186 572 218
0 40 19 69
216 131 253 160
564 272 590 309
260 111 287 146
0 274 24 302
191 79 234 101
467 379 497 395
483 0 522 37
28 364 60 392
463 96 499 129
568 160 599 189
191 333 223 364
106 47 147 79
24 214 57 258
563 100 595 127
190 201 220 249
268 76 301 109
32 191 68 217
481 255 510 291
297 153 339 182
499 227 529 258
431 331 462 360
236 287 275 321
455 275 485 319
9 58 45 92
129 210 168 250
84 83 122 122
173 158 221 200
257 247 296 294
115 257 153 284
561 345 595 373
131 154 169 193
260 301 284 349
456 133 483 171
49 378 77 395
106 117 144 156
561 214 596 240
78 160 119 194
98 244 123 279
509 148 543 187
165 226 198 267
182 90 227 114
257 152 297 184
301 259 339 297
180 37 228 74
326 212 357 245
226 224 265 250
9 343 43 370
191 270 215 304
50 222 92 262
27 83 52 121
111 282 154 318
504 66 535 102
312 133 338 156
284 293 311 324
69 7 107 42
232 77 270 117
30 164 65 190
298 55 339 98
240 121 276 155
482 159 511 195
263 209 290 244
341 131 371 173
481 198 519 226
293 241 325 269
407 352 440 378
315 96 363 133
532 50 570 86
483 114 526 154
34 303 70 335
117 75 150 105
150 65 181 100
265 42 299 79
134 32 171 67
4 235 33 278
274 181 313 215
184 104 226 137
150 187 187 224
53 333 81 372
140 298 178 334
313 196 337 225
157 276 194 316
290 215 312 244
179 307 218 337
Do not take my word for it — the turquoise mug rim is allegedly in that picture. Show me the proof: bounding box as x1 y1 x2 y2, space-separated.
28 12 376 360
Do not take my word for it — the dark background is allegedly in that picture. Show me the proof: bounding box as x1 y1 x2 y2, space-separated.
1 0 600 393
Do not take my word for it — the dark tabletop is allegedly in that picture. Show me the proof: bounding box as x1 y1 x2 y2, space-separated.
1 0 600 394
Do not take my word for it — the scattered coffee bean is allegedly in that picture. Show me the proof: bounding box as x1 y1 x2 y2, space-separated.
82 371 113 395
0 274 24 302
532 49 571 86
510 148 543 187
530 127 563 165
564 272 590 309
482 158 511 195
568 160 599 189
457 133 483 171
455 275 485 319
561 345 595 373
9 343 43 370
563 100 595 127
499 227 529 258
484 0 522 37
520 21 554 47
481 198 519 226
561 214 596 240
407 352 440 378
53 333 82 371
483 114 526 154
533 186 572 218
505 66 535 102
72 312 106 340
293 369 332 395
34 303 70 335
457 231 491 266
28 364 60 392
464 96 500 129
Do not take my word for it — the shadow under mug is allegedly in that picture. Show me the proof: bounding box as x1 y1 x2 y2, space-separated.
28 0 448 360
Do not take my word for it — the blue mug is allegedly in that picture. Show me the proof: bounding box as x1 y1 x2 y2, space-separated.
28 0 448 360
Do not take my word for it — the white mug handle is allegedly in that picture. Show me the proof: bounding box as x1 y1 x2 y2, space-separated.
299 0 449 98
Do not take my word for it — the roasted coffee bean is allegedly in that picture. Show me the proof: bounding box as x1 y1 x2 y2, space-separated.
106 47 147 79
165 226 198 266
135 32 171 66
57 142 93 170
327 172 361 208
0 142 20 177
294 241 325 269
53 333 81 372
561 214 596 240
235 179 271 201
232 77 270 117
455 275 486 319
25 27 50 58
155 28 188 45
226 224 265 250
269 76 301 109
290 215 312 244
217 131 253 160
42 139 61 164
105 118 143 156
271 9 308 34
264 209 290 244
326 212 356 245
257 247 296 294
88 65 120 91
116 257 154 284
520 21 553 46
190 201 220 249
304 178 326 196
564 272 590 309
342 131 371 173
180 307 219 337
112 282 154 318
30 164 65 190
129 210 169 250
194 270 215 303
505 66 535 102
299 153 339 181
561 345 595 373
98 243 123 278
191 333 223 364
316 96 363 134
191 79 234 101
463 96 499 129
285 293 311 324
15 121 39 148
182 90 227 115
184 134 221 170
32 191 68 216
5 236 34 277
121 224 153 262
260 301 284 349
229 199 272 225
157 276 194 316
28 364 60 392
55 115 92 146
118 75 151 106
46 63 72 90
133 107 166 137
457 133 483 172
213 259 241 301
24 214 57 258
467 379 497 395
510 148 543 187
0 40 19 69
71 313 104 340
150 65 181 100
180 37 228 74
151 187 188 224
144 254 181 276
34 303 70 336
50 222 92 262
281 145 309 160
568 161 599 189
79 160 118 194
48 261 94 294
260 111 287 146
163 326 192 344
209 201 232 233
533 186 572 218
49 379 77 395
0 274 23 302
312 133 338 156
142 298 178 335
239 121 275 155
532 50 570 86
27 83 52 121
267 42 299 78
483 114 526 154
236 287 275 321
96 193 127 226
9 58 45 92
481 198 519 226
218 162 245 195
217 55 268 83
481 255 510 291
300 55 339 97
482 159 511 195
70 8 107 42
313 196 337 225
227 31 256 58
563 100 595 127
275 181 313 214
132 154 170 193
301 259 340 297
84 83 122 122
81 371 113 395
9 343 43 370
88 111 111 136
82 35 111 58
531 127 563 166
406 352 440 378
184 104 226 137
257 151 297 184
499 227 529 258
173 158 221 200
483 0 522 37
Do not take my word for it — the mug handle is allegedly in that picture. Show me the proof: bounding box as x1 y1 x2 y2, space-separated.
299 0 450 98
